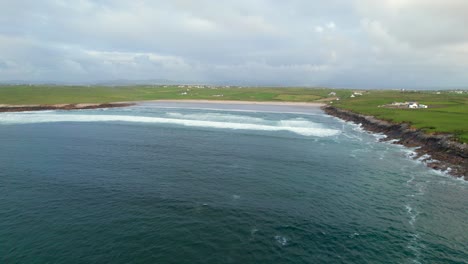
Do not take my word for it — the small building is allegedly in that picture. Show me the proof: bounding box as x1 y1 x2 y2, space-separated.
407 102 419 108
350 94 355 98
328 92 336 96
386 101 428 109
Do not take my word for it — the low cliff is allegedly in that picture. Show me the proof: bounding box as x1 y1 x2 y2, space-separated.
322 105 467 179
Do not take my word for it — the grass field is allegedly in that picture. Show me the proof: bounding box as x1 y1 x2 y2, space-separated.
1 85 467 142
332 90 468 142
0 85 350 105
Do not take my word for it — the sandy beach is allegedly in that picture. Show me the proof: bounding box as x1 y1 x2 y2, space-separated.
0 100 324 113
133 99 325 107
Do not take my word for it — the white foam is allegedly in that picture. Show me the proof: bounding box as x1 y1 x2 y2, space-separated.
249 228 259 241
405 204 420 227
138 105 323 116
373 133 387 141
0 113 340 137
342 133 363 142
406 175 415 185
437 175 468 186
416 154 431 163
250 228 258 235
385 139 400 144
274 235 288 246
406 233 423 264
352 123 365 132
278 119 318 127
403 149 419 160
166 112 264 123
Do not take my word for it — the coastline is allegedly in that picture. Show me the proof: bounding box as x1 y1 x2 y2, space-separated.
133 99 325 107
0 100 324 113
0 102 134 112
322 105 468 180
2 99 465 179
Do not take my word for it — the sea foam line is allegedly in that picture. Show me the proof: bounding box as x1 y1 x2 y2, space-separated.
0 113 340 137
165 112 265 123
136 105 324 116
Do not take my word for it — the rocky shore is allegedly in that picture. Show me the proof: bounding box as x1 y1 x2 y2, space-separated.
322 105 468 180
0 102 134 112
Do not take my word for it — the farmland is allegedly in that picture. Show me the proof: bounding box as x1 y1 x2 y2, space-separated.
332 90 468 142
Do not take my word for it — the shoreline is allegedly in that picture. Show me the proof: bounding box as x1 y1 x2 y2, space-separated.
322 105 468 180
2 100 465 179
0 102 134 112
132 99 325 107
0 100 325 113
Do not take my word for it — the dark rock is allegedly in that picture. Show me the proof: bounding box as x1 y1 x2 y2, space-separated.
322 105 467 180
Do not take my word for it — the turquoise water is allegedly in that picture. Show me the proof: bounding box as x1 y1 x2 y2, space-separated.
1 102 467 263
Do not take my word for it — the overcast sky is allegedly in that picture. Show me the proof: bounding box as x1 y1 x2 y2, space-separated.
1 0 467 88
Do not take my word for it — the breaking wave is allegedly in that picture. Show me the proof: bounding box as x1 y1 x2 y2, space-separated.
0 112 340 137
165 112 265 123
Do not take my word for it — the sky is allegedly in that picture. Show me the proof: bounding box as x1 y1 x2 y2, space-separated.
0 0 468 88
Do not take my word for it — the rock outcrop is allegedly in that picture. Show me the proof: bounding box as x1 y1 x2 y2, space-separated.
322 105 468 179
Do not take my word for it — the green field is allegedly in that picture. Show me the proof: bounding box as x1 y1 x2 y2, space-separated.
332 90 468 143
0 85 350 105
1 85 467 142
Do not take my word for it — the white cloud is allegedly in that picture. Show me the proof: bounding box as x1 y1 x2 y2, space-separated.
0 1 467 88
356 0 468 48
355 0 468 87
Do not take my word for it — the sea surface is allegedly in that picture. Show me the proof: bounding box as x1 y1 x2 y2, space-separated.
1 102 467 263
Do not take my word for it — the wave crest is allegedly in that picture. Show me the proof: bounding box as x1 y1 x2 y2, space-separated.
0 113 340 137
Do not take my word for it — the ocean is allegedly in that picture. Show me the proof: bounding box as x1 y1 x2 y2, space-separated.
1 102 467 263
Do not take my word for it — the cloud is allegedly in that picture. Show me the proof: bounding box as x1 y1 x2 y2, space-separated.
356 0 468 48
354 0 468 87
315 26 324 33
0 0 467 88
0 60 7 70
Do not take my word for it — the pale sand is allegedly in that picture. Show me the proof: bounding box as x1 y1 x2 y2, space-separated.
132 100 325 107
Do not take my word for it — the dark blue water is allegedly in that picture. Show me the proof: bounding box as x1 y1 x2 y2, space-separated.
1 103 467 263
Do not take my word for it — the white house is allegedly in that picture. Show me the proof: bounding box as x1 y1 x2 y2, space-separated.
408 102 418 108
